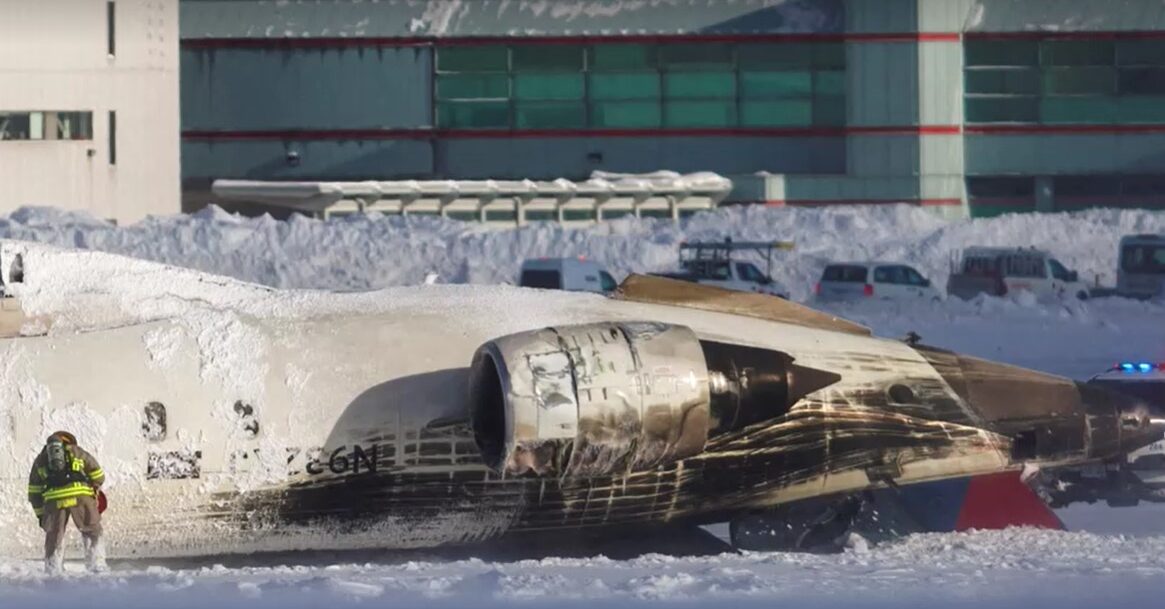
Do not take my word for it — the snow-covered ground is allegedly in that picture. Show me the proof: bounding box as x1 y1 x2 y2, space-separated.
1 204 1164 608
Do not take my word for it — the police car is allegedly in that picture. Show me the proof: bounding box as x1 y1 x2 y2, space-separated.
1085 361 1165 497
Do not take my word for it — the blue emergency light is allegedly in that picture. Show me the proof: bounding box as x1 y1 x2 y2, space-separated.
1118 362 1161 373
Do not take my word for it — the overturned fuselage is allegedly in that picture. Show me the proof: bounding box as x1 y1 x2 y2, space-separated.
0 242 1158 559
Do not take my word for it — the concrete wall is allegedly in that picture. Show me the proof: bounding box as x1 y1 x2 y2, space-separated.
0 0 180 223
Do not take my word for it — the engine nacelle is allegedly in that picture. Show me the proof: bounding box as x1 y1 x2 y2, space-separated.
469 322 712 477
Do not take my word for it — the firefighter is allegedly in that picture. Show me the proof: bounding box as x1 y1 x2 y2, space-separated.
27 431 107 574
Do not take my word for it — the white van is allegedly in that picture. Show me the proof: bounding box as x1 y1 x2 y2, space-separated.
815 262 940 302
947 247 1089 301
1117 234 1165 300
518 258 617 294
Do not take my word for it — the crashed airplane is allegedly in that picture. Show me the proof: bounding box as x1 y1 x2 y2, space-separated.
0 241 1160 559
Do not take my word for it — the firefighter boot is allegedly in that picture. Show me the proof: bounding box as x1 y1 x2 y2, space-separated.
83 535 108 573
44 550 64 575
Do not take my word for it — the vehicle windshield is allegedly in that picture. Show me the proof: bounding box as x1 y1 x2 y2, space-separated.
1048 258 1075 281
822 265 868 283
681 260 731 279
735 262 770 283
1121 243 1165 275
519 269 561 290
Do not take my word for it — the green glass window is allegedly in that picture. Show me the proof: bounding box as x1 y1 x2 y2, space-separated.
740 71 812 98
965 37 1165 124
512 45 584 71
660 43 734 69
1119 68 1165 95
1118 40 1165 66
741 100 813 126
664 71 736 98
664 101 735 127
965 41 1038 67
590 101 661 127
965 97 1039 123
434 41 845 130
1040 97 1115 124
436 74 509 100
588 73 660 100
1113 97 1165 122
590 44 656 70
1042 67 1113 95
813 43 846 69
437 46 508 72
436 102 510 129
512 73 584 100
965 68 1040 95
814 71 846 96
514 102 585 128
1041 41 1114 66
737 43 815 69
813 97 846 125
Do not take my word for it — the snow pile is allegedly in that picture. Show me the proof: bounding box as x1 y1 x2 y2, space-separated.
2 204 1164 302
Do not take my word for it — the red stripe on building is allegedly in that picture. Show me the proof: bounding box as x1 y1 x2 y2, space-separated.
180 32 961 50
762 198 963 207
182 125 962 141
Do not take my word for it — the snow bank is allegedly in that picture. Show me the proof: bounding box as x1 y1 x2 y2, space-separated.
3 204 1164 302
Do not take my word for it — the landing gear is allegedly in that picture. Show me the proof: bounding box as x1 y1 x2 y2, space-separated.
729 492 912 553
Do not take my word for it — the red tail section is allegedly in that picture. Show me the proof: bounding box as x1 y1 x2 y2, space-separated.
954 472 1063 531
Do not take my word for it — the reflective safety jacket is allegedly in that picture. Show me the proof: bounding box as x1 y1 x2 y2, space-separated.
27 445 105 516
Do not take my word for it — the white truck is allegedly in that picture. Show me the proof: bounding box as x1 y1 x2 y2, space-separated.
947 246 1089 302
650 239 793 299
1116 234 1165 300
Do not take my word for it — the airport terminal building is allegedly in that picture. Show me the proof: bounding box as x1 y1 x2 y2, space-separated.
180 0 1165 219
1 0 179 224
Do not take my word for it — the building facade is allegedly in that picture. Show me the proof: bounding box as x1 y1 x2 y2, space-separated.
0 0 180 224
180 0 1165 219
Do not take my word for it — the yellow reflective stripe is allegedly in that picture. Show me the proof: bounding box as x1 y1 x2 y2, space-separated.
87 468 105 480
34 507 44 516
42 485 95 501
27 484 45 493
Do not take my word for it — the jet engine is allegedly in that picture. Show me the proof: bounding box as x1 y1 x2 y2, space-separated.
469 322 841 477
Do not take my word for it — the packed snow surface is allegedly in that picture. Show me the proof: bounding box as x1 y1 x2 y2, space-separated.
2 204 1164 607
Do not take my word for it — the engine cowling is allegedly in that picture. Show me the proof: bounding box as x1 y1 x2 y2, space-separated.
469 322 712 477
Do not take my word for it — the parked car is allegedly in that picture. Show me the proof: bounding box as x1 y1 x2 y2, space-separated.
518 257 617 294
814 262 940 302
1117 234 1165 300
947 247 1088 301
649 238 793 298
